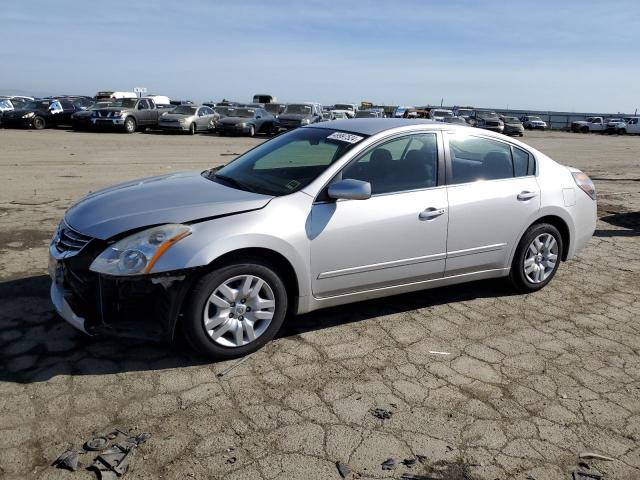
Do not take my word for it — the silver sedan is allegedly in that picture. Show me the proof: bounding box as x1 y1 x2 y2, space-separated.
159 105 219 134
49 119 597 358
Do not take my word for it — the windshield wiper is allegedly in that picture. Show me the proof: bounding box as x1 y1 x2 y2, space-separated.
214 174 257 193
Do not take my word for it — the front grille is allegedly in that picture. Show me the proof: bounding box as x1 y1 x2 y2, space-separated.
55 222 93 255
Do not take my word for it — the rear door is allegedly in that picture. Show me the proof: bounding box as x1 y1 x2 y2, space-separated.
444 132 540 276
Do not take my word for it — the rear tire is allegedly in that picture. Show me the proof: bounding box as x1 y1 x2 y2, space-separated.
509 223 563 293
33 116 45 130
124 117 136 134
182 260 288 359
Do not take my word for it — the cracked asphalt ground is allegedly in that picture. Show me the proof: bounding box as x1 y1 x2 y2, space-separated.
1 128 639 480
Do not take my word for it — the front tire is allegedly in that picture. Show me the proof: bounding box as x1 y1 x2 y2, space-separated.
248 125 255 137
33 116 46 130
618 128 626 135
182 260 288 359
509 223 563 293
189 122 196 135
580 126 589 133
124 117 136 134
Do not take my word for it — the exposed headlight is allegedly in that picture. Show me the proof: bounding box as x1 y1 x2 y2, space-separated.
300 118 311 125
238 122 247 127
90 224 191 276
572 171 596 200
22 112 35 118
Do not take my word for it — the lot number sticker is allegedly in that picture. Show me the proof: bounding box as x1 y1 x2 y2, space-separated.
326 132 364 144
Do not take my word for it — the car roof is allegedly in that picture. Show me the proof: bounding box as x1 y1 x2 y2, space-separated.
310 118 440 135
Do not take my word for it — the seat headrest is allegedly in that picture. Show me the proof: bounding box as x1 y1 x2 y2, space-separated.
483 151 512 179
370 148 392 164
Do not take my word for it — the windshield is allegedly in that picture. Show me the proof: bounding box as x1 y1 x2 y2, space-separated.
90 102 112 110
432 110 453 118
529 116 542 121
215 107 235 116
477 111 498 119
109 98 138 108
171 105 197 115
0 99 12 109
284 104 312 115
334 104 354 111
231 108 256 118
355 111 377 118
209 128 367 196
457 109 473 116
264 104 282 113
502 117 519 122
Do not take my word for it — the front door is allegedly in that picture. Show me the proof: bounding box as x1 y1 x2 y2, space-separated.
310 132 448 298
444 132 541 276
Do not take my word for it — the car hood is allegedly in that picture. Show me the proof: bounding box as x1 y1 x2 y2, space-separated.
96 107 134 113
160 113 195 121
72 110 94 118
278 113 311 121
221 116 254 125
65 171 273 240
3 108 41 117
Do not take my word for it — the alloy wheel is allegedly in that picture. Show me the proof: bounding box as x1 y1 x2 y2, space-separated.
523 233 558 284
202 274 276 348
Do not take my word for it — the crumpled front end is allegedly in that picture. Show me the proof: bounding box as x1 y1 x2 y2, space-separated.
49 222 195 341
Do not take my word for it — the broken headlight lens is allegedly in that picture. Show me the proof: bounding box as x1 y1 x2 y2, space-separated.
90 224 191 276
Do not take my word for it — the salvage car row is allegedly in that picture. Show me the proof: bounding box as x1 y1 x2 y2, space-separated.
2 92 639 137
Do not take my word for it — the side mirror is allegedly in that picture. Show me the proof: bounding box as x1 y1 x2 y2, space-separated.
256 115 261 119
328 179 371 201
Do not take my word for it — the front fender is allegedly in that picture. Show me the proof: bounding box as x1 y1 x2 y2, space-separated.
149 194 313 298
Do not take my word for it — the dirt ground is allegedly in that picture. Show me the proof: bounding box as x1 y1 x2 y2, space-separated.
0 127 639 480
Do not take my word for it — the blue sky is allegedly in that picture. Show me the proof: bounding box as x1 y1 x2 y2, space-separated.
1 0 639 112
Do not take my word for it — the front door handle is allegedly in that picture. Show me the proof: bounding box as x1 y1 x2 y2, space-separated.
419 207 446 220
517 191 538 201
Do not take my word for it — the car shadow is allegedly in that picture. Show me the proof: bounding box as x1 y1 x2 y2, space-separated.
0 273 517 384
595 211 640 237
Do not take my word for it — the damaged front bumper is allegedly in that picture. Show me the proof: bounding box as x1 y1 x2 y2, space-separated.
49 243 195 341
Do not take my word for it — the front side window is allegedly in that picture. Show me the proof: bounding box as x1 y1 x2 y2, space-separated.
448 135 514 183
209 128 366 196
342 133 438 194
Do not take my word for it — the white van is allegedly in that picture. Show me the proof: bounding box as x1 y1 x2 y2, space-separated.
95 91 138 101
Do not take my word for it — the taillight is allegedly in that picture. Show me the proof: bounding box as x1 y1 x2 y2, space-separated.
572 171 596 200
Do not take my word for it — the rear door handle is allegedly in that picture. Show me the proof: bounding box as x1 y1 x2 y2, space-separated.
517 191 538 201
419 207 446 220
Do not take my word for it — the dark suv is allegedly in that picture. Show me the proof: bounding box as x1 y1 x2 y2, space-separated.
275 103 323 130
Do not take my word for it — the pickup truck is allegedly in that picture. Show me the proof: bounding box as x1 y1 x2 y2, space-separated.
623 117 640 134
91 97 170 133
571 117 605 133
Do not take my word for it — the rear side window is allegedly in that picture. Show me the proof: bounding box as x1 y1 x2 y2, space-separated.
513 146 532 176
449 135 513 183
448 135 534 183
